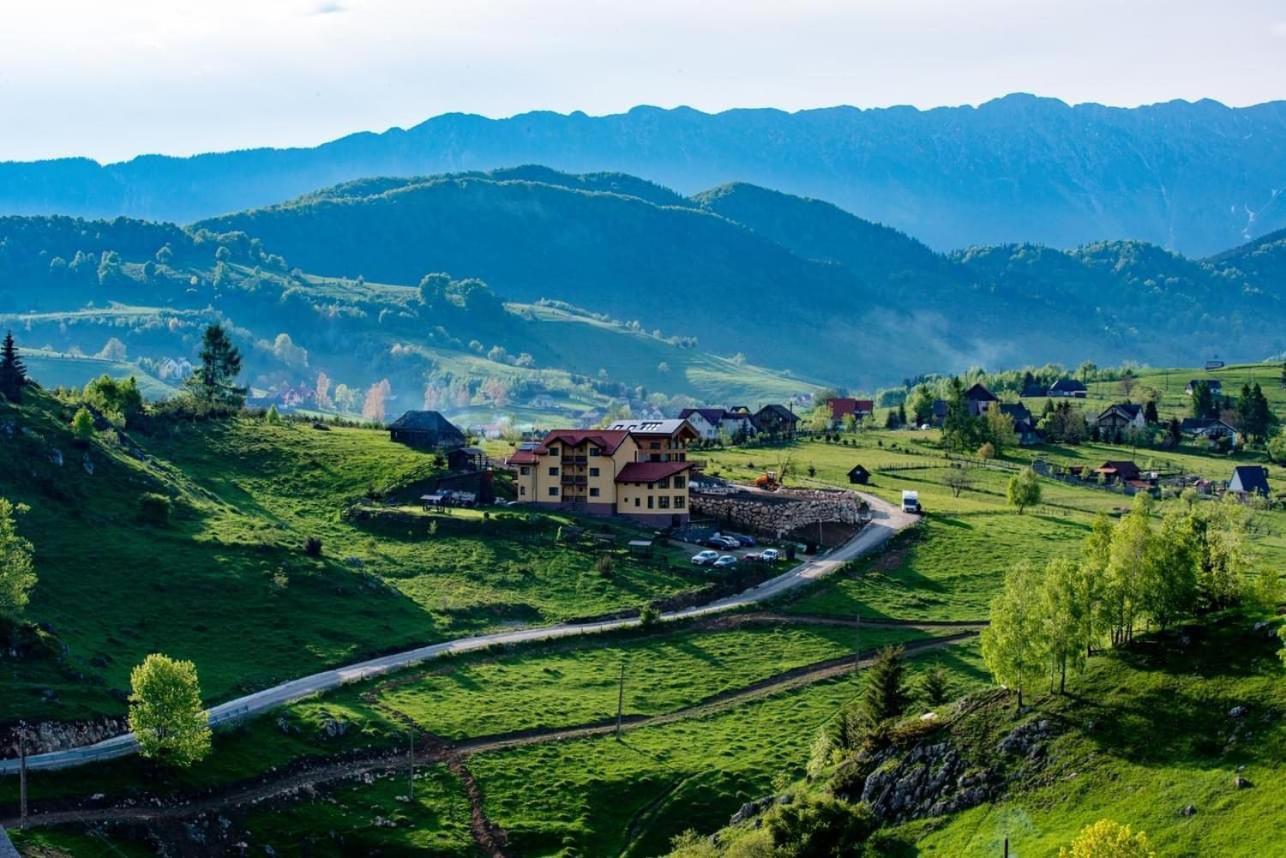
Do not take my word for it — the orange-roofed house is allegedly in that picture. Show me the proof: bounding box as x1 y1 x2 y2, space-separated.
505 419 700 526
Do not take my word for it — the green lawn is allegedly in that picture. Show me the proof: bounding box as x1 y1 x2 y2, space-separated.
467 642 989 858
240 764 477 857
0 394 709 720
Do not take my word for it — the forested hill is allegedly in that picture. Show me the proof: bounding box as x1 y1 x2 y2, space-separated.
194 168 1286 380
5 96 1286 254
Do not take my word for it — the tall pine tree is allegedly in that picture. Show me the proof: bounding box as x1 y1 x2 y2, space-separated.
186 323 246 409
0 331 28 402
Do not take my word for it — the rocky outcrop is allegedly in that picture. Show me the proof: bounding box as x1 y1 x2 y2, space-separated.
849 741 998 823
1 717 127 756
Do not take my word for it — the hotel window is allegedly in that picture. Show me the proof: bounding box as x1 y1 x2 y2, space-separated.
673 475 685 488
549 466 559 476
634 497 640 507
589 467 600 477
650 441 661 449
548 487 559 497
675 496 686 509
657 477 670 489
520 466 530 476
519 486 526 496
590 447 601 456
549 446 559 455
590 487 600 497
658 496 671 509
647 496 654 509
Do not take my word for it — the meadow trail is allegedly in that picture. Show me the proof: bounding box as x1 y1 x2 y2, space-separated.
0 632 976 832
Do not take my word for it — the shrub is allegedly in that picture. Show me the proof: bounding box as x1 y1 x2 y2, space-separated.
71 407 95 443
595 555 616 577
137 492 172 526
639 605 661 627
303 536 323 557
265 404 281 424
977 441 996 460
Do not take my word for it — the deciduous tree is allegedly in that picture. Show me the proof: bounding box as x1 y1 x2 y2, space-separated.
1059 819 1155 858
982 561 1047 710
1006 467 1041 514
0 498 36 647
128 653 212 768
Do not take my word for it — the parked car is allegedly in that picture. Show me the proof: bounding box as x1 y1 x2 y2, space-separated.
727 533 757 547
760 548 781 562
691 550 720 566
713 554 738 568
706 535 740 550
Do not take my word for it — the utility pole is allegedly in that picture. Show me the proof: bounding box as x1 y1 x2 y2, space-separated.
18 723 29 829
407 730 415 801
615 661 626 738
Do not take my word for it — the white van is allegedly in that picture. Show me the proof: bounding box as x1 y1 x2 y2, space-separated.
901 490 921 514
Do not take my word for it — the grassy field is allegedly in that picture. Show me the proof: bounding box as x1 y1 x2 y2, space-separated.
893 618 1285 857
467 642 988 858
0 393 710 721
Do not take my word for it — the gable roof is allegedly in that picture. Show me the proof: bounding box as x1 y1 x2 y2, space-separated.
964 383 998 402
1179 417 1236 435
847 464 871 476
389 410 460 432
541 429 632 454
1098 403 1143 421
754 404 798 424
999 402 1032 421
1049 379 1087 394
1186 379 1223 393
607 418 699 440
826 397 875 419
615 461 695 483
1096 460 1142 480
1229 465 1270 496
677 408 728 425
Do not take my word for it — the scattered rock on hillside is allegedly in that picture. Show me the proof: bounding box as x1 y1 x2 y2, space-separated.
1234 775 1253 790
1228 705 1248 719
1181 804 1197 817
998 718 1058 759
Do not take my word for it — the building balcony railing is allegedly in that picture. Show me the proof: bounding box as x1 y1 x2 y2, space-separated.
561 456 588 465
560 476 588 487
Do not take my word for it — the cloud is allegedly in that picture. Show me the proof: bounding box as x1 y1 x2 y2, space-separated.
310 1 346 15
1270 21 1286 37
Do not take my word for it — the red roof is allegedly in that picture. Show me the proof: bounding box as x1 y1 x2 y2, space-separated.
506 451 541 465
827 397 874 419
615 461 694 483
540 429 632 454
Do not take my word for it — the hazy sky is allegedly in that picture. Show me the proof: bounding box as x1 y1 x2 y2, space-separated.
2 0 1284 163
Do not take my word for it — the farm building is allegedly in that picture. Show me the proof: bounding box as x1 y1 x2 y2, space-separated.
388 411 467 450
847 465 871 485
964 383 999 416
1228 465 1270 498
1048 379 1088 397
1095 460 1142 484
753 404 800 440
1094 403 1147 436
1179 417 1237 440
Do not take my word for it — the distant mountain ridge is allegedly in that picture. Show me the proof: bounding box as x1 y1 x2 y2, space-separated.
5 95 1286 254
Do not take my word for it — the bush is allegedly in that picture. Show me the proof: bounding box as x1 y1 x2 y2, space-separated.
304 536 323 557
595 555 616 577
977 441 996 460
71 406 95 443
639 605 661 627
137 492 172 526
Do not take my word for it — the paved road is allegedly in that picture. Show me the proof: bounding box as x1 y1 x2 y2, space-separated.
1 493 917 774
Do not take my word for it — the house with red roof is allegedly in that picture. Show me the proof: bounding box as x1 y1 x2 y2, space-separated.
825 397 874 428
504 420 700 526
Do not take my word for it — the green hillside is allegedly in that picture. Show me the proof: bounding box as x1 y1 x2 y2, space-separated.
0 391 709 721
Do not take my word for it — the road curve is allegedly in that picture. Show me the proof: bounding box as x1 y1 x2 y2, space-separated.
1 492 917 774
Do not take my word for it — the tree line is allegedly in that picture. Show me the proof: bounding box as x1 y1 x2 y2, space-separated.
982 492 1272 708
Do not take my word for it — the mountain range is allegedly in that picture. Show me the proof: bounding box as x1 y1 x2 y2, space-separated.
2 165 1285 413
4 95 1286 255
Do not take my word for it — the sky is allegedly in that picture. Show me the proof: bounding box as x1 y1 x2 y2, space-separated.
1 0 1284 163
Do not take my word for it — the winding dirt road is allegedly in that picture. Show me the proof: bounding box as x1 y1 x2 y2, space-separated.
1 492 917 775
